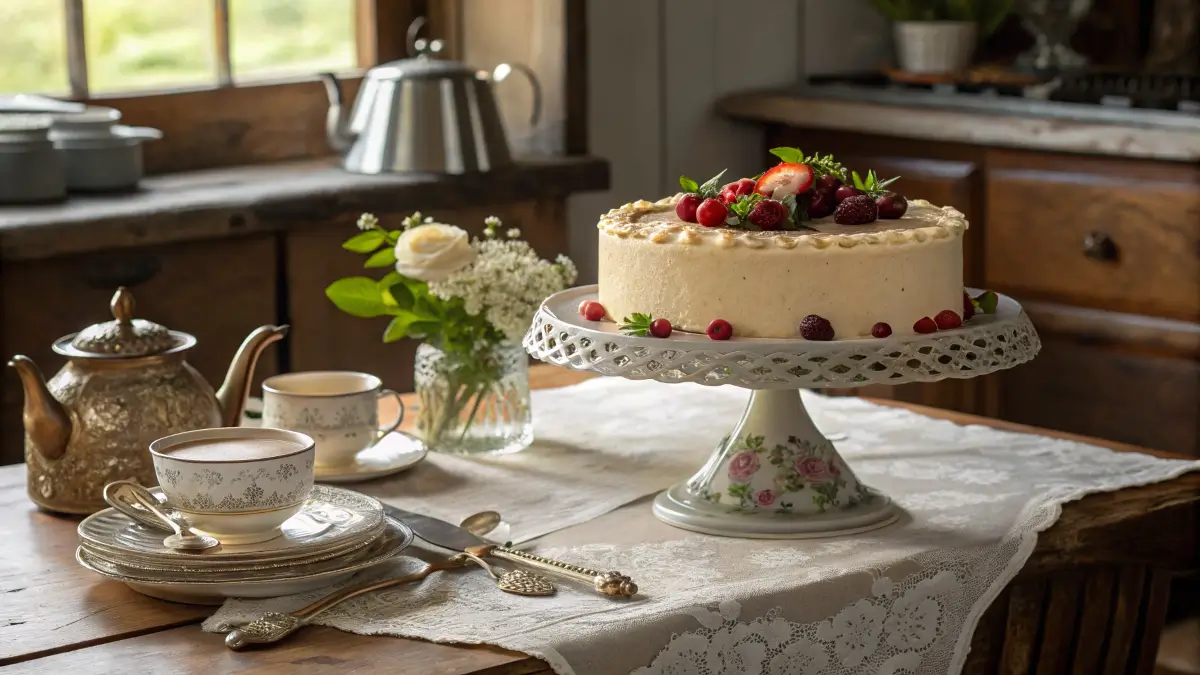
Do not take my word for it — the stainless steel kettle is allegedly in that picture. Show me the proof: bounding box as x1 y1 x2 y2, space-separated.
321 28 541 175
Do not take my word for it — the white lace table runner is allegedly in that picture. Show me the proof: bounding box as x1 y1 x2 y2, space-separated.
211 378 1200 675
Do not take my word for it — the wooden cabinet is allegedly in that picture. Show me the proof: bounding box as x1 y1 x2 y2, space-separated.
286 199 569 393
0 236 281 464
767 127 1200 455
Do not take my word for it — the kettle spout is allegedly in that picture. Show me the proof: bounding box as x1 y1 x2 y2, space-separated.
319 72 356 152
7 356 72 461
216 325 288 428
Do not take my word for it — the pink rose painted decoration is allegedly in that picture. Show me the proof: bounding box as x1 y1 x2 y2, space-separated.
754 489 776 506
728 451 760 482
795 457 830 482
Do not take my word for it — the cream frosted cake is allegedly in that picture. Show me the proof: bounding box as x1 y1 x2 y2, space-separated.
585 147 992 341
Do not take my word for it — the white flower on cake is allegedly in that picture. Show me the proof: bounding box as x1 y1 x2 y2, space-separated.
393 223 477 282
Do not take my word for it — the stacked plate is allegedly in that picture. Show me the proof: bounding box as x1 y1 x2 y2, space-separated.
76 485 413 605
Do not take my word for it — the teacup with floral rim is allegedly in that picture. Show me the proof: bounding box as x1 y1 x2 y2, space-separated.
261 371 405 468
149 427 315 545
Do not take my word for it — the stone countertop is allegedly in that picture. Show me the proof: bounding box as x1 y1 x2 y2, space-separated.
0 155 610 261
717 86 1200 162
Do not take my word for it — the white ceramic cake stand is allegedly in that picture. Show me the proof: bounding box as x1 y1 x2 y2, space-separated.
524 285 1041 539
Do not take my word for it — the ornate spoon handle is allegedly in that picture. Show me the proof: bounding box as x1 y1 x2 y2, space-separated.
224 556 470 650
468 545 638 597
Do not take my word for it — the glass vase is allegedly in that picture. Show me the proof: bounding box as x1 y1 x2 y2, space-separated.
413 342 532 455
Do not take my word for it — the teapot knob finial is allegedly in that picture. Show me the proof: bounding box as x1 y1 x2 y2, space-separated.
111 287 135 324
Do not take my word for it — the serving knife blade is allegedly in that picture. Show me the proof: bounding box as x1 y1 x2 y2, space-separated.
384 505 638 597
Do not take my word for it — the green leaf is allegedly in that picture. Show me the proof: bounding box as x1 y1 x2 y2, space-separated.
619 312 654 337
851 170 866 191
973 290 999 314
376 271 402 289
387 230 403 244
325 277 390 318
696 169 728 198
407 321 442 339
679 176 699 193
364 247 396 268
385 282 415 310
383 312 420 342
769 147 805 164
342 230 387 253
413 293 441 320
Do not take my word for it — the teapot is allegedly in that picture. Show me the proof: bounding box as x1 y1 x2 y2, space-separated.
7 287 287 514
320 19 541 175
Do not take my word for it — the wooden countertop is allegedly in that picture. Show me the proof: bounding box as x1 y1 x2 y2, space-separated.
1 365 1196 673
718 88 1200 162
0 156 610 262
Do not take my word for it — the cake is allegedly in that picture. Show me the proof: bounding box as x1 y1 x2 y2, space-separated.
591 148 981 340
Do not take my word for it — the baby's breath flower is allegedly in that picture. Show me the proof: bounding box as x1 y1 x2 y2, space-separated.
356 213 379 231
402 212 425 230
483 216 502 239
424 216 435 223
506 228 521 239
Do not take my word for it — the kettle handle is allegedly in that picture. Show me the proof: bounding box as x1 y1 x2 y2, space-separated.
491 63 543 128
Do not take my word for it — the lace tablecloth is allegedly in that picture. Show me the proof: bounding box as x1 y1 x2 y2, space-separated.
210 378 1200 674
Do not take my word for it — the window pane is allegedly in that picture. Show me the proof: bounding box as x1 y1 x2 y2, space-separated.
230 0 355 82
0 0 69 95
85 0 216 93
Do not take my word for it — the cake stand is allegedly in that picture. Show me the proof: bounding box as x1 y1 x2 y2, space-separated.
524 285 1041 539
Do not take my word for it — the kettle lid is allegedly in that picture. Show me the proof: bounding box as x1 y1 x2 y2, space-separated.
367 52 477 82
62 287 183 357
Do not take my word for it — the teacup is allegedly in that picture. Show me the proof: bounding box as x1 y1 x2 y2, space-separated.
261 371 405 467
149 427 315 545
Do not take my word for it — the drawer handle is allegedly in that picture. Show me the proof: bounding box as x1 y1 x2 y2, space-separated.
1082 232 1118 262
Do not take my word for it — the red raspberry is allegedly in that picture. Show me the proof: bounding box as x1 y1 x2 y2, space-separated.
696 198 728 228
934 310 962 330
807 189 836 219
706 318 733 340
834 194 878 225
747 199 788 230
962 291 975 321
913 316 938 334
876 191 908 219
834 185 863 204
871 322 892 338
649 318 672 338
675 194 701 223
578 301 605 321
799 314 834 341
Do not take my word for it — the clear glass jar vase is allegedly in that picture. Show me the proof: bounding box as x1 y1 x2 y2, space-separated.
413 342 532 455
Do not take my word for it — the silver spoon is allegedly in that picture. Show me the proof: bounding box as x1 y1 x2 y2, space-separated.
459 510 511 544
123 483 219 551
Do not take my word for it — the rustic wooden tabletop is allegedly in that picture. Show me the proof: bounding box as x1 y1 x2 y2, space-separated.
1 365 1195 674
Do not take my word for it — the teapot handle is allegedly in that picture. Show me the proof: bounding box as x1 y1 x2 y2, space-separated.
491 63 543 127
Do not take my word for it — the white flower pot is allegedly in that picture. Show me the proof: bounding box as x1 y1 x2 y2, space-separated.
893 21 978 74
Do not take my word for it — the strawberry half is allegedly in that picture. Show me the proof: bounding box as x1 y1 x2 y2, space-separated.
754 163 814 199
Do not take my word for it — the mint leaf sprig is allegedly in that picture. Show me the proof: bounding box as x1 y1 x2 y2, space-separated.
971 290 999 315
727 193 764 228
619 312 656 337
678 169 728 199
851 170 900 198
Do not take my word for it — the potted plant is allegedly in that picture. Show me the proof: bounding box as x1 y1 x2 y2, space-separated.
325 212 577 456
869 0 1012 74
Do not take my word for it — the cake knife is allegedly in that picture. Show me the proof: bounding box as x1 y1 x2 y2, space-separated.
384 505 638 597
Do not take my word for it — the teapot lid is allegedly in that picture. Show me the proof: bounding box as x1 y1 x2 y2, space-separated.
368 54 478 82
66 287 181 357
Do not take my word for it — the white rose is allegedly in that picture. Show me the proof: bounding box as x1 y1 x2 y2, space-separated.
394 224 476 282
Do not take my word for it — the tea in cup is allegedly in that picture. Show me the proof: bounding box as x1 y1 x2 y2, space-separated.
261 371 405 467
149 427 315 545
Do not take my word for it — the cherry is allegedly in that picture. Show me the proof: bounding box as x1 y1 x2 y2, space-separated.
649 318 672 338
706 318 733 341
696 198 729 228
871 322 892 338
834 185 863 204
675 194 702 223
578 301 606 322
807 189 837 219
963 291 975 320
876 192 908 219
815 174 843 193
747 199 788 230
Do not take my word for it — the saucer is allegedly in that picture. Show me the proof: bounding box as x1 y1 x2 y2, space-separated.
316 432 427 484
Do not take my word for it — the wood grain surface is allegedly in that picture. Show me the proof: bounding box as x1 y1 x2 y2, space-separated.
0 365 1195 673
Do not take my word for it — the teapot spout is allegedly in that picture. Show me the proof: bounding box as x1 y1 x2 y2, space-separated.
7 356 72 461
319 72 356 152
216 325 288 428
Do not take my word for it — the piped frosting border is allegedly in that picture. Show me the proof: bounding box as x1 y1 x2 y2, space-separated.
597 196 968 250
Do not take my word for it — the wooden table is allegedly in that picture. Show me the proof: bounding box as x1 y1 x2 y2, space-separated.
1 365 1196 674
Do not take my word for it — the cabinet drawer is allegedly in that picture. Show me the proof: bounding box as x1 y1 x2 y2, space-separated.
985 155 1200 321
1 236 281 462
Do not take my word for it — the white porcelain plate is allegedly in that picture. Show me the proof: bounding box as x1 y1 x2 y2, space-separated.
316 431 428 484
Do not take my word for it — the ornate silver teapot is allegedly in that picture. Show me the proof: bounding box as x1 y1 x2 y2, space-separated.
7 287 287 514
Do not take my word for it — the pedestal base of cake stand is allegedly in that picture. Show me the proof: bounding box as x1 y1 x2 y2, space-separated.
652 388 898 538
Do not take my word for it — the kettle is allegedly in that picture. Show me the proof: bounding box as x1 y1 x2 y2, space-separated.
321 21 541 175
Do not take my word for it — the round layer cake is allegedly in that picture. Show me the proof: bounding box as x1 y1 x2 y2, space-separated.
597 196 968 339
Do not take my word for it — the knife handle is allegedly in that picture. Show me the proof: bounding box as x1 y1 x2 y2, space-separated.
488 546 638 597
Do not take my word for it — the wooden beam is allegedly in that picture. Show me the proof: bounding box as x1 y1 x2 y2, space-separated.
358 0 426 66
63 0 88 98
564 0 588 155
213 0 233 86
